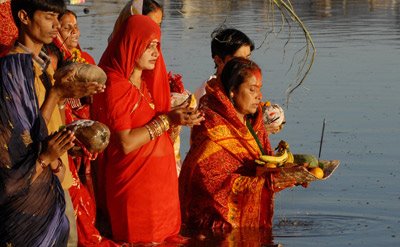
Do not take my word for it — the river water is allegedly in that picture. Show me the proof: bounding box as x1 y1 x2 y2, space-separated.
68 0 399 246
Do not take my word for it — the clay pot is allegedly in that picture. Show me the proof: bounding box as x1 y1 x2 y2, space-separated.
54 62 107 85
66 120 110 153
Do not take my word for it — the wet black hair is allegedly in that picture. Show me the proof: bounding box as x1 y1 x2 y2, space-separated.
221 57 261 101
211 28 254 61
11 0 66 28
143 0 163 15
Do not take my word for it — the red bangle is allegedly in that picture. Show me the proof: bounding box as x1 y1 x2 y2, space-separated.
37 157 47 169
51 159 63 173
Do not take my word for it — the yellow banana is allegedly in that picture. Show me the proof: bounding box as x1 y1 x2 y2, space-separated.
259 149 288 164
286 149 294 163
258 140 294 166
188 94 197 109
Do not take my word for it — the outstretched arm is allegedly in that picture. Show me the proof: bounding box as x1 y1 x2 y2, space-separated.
116 104 204 154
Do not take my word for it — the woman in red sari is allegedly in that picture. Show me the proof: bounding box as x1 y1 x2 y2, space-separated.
92 15 203 244
180 58 293 236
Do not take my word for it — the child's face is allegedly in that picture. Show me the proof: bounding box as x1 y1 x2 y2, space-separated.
226 45 252 62
216 45 252 75
24 10 60 45
147 8 163 27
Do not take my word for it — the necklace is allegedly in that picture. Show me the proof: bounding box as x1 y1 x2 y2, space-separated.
129 79 155 110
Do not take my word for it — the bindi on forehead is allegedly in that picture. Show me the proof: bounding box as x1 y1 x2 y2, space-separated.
148 40 159 48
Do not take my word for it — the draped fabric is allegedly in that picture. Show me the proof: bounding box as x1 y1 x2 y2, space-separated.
65 104 118 247
92 15 180 244
51 36 119 246
0 1 18 57
179 77 276 230
0 54 68 246
9 43 74 189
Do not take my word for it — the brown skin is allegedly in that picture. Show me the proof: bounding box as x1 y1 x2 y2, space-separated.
147 8 163 26
32 130 76 182
17 9 105 125
16 9 104 179
117 39 205 154
214 45 252 77
58 12 80 51
231 74 263 124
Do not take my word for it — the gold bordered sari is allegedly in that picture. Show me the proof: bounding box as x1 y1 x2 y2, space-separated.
179 78 276 230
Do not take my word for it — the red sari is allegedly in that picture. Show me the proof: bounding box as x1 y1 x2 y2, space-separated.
92 15 180 244
61 47 118 246
179 77 278 230
0 0 18 57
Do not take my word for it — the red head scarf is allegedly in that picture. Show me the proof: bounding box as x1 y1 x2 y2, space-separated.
98 15 170 113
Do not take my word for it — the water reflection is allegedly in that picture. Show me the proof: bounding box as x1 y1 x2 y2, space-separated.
182 227 275 246
274 213 382 237
67 0 400 246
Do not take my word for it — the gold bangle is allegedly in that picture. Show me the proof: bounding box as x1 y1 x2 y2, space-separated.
158 114 170 131
51 159 63 173
150 119 163 137
37 157 47 169
144 124 155 140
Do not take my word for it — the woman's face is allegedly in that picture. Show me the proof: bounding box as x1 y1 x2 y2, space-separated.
147 8 163 26
59 13 80 50
231 73 263 117
136 39 160 70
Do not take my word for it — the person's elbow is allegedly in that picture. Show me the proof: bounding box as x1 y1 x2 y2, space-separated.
120 142 133 155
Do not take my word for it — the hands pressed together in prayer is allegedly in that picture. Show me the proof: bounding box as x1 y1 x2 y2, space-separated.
32 130 76 182
41 130 75 165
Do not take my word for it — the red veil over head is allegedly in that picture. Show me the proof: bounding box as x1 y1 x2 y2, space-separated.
98 15 170 114
92 16 181 244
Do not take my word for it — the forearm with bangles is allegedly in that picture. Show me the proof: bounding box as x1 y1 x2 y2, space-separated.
32 157 65 182
144 114 171 140
37 157 64 173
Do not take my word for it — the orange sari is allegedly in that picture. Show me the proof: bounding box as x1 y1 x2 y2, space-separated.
92 15 180 244
179 78 276 230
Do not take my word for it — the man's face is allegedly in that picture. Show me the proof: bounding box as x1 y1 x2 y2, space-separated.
24 10 60 45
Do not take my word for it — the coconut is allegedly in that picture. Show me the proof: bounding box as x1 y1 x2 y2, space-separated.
262 103 285 134
66 120 110 154
54 62 107 85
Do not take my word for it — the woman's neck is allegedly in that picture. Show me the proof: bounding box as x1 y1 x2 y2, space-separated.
129 67 143 88
236 111 246 125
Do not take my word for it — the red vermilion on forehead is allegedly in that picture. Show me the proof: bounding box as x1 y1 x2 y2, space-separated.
251 69 262 82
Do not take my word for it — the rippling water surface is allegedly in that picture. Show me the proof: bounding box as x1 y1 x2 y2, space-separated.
68 0 400 246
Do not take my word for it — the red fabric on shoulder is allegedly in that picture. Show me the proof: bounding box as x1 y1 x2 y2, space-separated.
92 15 180 244
0 1 18 57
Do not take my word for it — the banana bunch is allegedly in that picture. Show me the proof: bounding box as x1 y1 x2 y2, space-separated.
256 140 294 168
